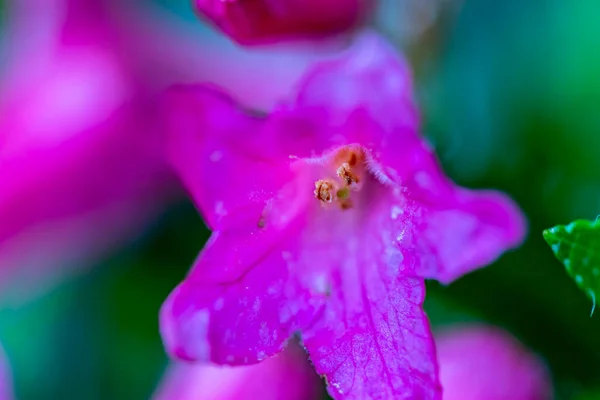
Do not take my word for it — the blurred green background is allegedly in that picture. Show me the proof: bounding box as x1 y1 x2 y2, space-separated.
2 0 600 399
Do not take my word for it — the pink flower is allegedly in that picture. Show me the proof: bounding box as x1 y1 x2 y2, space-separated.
193 0 376 45
159 31 525 399
0 0 173 292
437 325 552 400
0 345 12 400
0 0 335 294
153 344 322 400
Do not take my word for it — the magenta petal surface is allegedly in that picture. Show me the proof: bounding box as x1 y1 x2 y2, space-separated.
163 85 291 231
194 0 375 45
153 344 321 400
437 326 552 400
268 31 419 160
304 277 439 400
160 192 325 364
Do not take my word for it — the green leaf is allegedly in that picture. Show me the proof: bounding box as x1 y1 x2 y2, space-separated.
543 218 600 315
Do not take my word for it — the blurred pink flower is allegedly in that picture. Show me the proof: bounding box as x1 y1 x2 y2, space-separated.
0 0 344 297
0 345 12 400
194 0 376 45
113 3 350 111
437 325 552 400
0 0 173 295
153 344 322 400
160 31 525 399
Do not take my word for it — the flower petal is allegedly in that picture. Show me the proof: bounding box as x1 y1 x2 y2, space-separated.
162 85 291 230
279 173 442 399
399 141 527 283
265 31 420 160
193 0 374 45
436 325 552 400
153 344 322 400
304 277 440 400
160 207 326 364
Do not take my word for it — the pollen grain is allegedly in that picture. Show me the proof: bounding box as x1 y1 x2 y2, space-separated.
314 179 335 203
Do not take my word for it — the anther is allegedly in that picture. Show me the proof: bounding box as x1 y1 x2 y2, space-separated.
337 163 360 186
314 179 335 203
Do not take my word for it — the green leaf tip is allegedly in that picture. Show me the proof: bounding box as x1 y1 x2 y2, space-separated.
543 218 600 316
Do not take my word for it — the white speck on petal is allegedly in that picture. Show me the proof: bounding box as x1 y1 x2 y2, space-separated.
213 298 224 310
214 201 227 217
253 298 261 313
313 273 330 294
331 382 343 394
279 305 292 324
396 230 405 242
390 205 403 220
182 310 210 360
267 284 280 295
209 150 223 162
414 171 430 188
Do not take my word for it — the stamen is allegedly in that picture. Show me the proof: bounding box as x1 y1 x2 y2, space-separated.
313 148 366 210
348 152 358 166
336 162 360 186
314 179 335 203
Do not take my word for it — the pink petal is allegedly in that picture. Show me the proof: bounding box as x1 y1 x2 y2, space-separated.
0 0 181 293
410 160 526 283
437 325 552 400
194 0 375 45
162 85 293 231
160 207 326 364
153 344 322 400
304 277 440 400
266 31 419 160
286 170 441 399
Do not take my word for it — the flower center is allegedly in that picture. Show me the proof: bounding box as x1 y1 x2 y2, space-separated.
313 148 365 210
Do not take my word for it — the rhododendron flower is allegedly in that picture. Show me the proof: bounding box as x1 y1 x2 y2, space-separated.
437 325 552 400
160 31 525 399
194 0 376 45
153 344 321 400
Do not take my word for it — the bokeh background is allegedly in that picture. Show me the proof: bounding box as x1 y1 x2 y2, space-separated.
1 0 600 399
